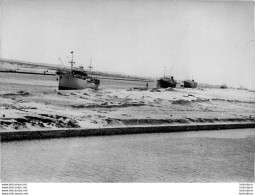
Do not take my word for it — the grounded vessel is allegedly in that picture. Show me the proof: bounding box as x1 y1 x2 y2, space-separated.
183 80 197 88
220 84 227 89
157 76 177 88
57 52 100 90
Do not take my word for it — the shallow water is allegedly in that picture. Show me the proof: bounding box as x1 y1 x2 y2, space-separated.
0 72 154 92
1 128 255 182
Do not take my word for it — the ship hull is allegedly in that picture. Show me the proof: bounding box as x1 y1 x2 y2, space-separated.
220 85 227 89
157 79 176 88
184 80 197 88
58 74 99 90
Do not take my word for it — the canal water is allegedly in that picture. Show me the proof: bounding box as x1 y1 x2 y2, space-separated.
0 72 155 93
1 128 254 182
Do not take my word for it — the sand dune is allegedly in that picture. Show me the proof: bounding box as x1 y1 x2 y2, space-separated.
1 86 255 131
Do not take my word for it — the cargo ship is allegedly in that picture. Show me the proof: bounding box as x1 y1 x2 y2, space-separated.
57 52 100 90
157 76 177 88
183 80 197 88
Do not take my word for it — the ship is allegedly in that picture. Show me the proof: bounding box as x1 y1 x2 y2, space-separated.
237 85 248 91
183 79 197 88
157 76 177 88
220 84 227 89
57 51 100 90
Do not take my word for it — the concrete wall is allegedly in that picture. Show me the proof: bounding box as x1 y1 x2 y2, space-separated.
1 123 255 142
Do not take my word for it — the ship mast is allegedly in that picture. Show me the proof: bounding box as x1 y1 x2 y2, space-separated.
88 58 93 71
69 51 75 70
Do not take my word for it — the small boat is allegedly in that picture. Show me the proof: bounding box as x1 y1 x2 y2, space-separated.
57 52 100 90
157 76 177 88
183 80 197 88
220 84 227 89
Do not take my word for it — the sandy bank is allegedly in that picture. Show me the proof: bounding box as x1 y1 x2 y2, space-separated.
0 81 255 132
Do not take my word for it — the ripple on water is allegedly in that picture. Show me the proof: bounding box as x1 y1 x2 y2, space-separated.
1 128 255 182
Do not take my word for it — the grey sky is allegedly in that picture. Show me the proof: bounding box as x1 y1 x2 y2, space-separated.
1 0 254 89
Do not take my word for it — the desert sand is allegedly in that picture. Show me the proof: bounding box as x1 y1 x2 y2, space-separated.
1 73 255 131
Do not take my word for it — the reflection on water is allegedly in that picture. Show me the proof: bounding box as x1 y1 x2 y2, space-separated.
1 129 255 182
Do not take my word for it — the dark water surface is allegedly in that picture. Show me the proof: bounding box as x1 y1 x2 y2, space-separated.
1 129 255 182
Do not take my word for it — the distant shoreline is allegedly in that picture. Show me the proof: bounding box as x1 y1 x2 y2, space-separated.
0 69 55 75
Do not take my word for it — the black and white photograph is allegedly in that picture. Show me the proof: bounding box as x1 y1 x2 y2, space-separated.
0 0 254 192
